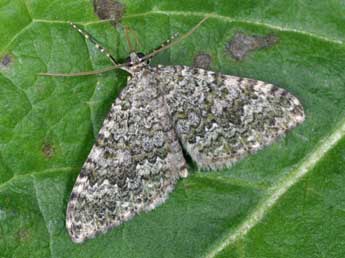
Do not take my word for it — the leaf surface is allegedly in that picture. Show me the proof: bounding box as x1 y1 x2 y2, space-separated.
1 0 345 257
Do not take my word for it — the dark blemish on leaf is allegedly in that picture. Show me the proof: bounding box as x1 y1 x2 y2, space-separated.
42 143 55 159
93 0 125 28
193 53 212 70
226 32 279 61
1 55 11 66
17 229 30 242
1 54 12 69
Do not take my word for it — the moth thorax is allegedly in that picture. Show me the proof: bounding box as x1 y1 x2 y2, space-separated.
128 52 145 64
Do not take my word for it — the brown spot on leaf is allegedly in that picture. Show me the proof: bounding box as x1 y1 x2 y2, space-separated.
1 55 11 66
193 53 212 70
17 229 30 242
226 32 279 61
0 54 12 69
42 143 54 159
93 0 125 28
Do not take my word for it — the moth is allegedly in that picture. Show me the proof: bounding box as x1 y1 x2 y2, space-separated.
41 16 304 243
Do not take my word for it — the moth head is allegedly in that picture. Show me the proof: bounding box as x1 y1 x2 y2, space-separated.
125 52 150 66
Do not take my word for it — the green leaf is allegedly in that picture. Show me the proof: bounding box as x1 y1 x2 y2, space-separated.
1 0 345 257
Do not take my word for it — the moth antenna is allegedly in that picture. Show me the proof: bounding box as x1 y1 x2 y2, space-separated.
37 65 120 77
69 21 118 65
146 32 180 61
141 15 211 62
158 32 180 50
38 16 211 77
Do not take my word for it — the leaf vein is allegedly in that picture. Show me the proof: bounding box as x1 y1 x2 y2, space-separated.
204 118 345 257
0 167 77 191
32 175 53 258
124 10 344 46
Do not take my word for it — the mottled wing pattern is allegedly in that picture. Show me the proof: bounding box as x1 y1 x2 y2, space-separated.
158 65 305 170
66 68 187 243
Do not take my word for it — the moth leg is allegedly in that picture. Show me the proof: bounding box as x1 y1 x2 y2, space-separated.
69 21 118 65
123 25 144 52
